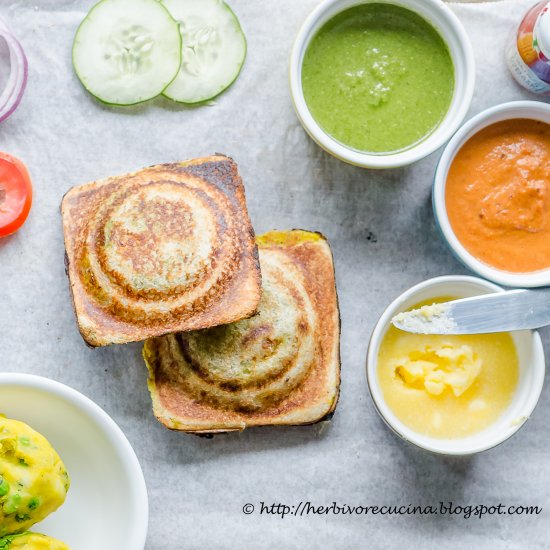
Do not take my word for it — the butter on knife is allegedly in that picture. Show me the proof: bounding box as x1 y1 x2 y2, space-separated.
391 288 550 335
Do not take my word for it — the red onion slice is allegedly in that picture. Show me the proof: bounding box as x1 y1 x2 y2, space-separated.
0 20 27 123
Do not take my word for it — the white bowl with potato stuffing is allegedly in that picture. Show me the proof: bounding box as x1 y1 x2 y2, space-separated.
0 373 148 549
366 276 545 455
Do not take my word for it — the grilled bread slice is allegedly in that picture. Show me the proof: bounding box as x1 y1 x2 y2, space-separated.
61 155 261 347
144 229 341 433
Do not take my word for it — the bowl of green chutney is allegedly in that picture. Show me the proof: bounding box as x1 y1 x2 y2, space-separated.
289 0 475 169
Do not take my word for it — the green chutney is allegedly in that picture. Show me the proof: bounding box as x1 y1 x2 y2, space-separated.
301 3 455 154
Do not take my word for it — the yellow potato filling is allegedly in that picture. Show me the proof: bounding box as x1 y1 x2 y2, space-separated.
0 532 69 549
0 417 70 536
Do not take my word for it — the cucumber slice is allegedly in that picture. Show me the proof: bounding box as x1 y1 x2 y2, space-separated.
162 0 247 104
72 0 182 106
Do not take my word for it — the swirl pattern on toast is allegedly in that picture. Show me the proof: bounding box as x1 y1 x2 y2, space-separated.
144 230 341 433
62 155 261 346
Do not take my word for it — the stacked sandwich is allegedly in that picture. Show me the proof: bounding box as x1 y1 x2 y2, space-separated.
61 155 340 434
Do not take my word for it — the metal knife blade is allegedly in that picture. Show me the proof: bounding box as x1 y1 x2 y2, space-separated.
391 288 550 334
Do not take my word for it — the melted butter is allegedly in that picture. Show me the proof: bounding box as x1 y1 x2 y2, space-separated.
378 297 519 439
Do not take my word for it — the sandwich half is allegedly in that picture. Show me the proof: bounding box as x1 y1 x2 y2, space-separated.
144 229 341 433
61 155 261 347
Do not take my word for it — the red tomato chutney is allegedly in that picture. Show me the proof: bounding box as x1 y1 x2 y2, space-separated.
445 119 550 273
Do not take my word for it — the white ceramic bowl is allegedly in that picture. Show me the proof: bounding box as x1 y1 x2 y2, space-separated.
289 0 475 169
433 101 550 287
366 276 545 455
0 373 148 549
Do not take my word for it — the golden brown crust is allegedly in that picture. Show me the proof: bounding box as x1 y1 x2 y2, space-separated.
61 155 261 347
144 229 341 433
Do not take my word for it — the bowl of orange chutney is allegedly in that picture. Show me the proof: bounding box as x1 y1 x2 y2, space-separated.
433 101 550 287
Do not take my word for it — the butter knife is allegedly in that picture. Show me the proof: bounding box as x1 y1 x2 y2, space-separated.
392 288 550 334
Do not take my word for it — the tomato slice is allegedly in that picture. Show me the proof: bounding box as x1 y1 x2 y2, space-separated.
0 152 32 238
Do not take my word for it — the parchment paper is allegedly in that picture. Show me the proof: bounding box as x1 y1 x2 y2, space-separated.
0 0 548 548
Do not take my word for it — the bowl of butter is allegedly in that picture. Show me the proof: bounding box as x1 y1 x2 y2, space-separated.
366 275 545 455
